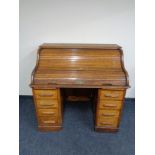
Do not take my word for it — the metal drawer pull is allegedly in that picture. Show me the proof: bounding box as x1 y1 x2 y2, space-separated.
43 120 56 124
101 113 116 116
41 111 55 115
104 94 119 98
103 104 117 108
39 94 54 97
39 102 54 106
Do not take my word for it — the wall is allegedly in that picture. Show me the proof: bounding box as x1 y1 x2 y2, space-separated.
20 0 135 97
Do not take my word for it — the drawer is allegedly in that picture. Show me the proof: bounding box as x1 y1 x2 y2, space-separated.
98 100 122 110
100 90 124 100
36 99 58 108
97 116 118 127
38 116 58 126
34 89 58 99
38 109 58 116
98 109 119 117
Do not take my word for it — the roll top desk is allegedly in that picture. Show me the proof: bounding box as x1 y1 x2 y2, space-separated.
30 43 129 132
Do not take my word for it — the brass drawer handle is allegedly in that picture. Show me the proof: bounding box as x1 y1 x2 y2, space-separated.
43 120 56 124
101 113 116 117
103 104 117 108
41 111 55 115
39 94 54 97
104 94 119 98
39 102 55 106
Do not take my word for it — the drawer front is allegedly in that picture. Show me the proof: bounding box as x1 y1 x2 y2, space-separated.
38 116 58 126
100 90 124 100
98 109 119 117
34 89 58 99
97 116 118 127
38 109 58 117
98 100 122 110
36 99 58 108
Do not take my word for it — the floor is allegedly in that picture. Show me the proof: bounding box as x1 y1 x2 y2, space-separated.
19 96 135 155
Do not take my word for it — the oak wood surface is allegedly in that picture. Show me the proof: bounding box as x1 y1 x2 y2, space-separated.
30 44 129 132
30 44 129 88
95 89 126 131
34 89 58 99
35 99 58 108
98 100 122 110
99 89 124 100
32 88 63 131
98 109 120 117
38 108 58 116
39 43 121 49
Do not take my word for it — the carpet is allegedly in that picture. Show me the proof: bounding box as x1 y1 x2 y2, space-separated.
19 96 135 155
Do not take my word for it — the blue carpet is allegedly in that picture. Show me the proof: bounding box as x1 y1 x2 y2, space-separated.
19 97 135 155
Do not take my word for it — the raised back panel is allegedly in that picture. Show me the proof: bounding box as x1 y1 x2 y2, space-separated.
38 49 121 70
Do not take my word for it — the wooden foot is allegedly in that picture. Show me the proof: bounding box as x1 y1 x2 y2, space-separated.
95 126 119 132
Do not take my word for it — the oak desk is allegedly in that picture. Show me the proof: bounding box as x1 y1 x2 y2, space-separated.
30 43 129 132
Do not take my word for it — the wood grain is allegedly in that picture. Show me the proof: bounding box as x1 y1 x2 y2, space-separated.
99 89 124 100
30 43 129 132
34 89 58 99
95 88 126 132
32 88 63 131
30 44 129 88
39 43 121 49
98 100 122 110
35 99 58 108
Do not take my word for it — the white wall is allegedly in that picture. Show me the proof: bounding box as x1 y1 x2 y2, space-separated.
20 0 135 97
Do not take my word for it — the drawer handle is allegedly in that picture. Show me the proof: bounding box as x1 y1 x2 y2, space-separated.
100 122 113 125
104 94 119 98
43 120 56 124
101 113 116 117
39 94 54 97
41 111 55 115
39 102 55 106
103 104 117 108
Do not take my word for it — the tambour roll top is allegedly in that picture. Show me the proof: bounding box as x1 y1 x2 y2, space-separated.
30 43 129 88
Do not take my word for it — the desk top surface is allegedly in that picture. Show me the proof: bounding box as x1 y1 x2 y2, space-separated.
40 43 122 50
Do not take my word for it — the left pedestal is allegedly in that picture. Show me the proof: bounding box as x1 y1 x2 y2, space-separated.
32 88 63 131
